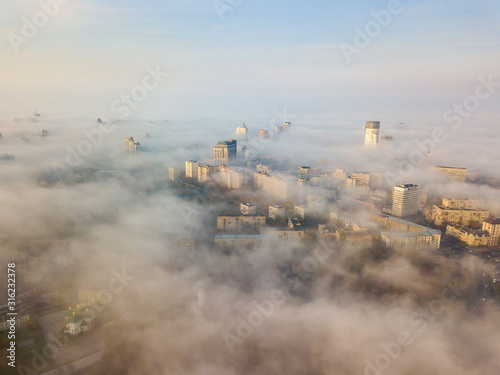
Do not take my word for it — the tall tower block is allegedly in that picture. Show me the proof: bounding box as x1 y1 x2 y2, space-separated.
364 121 380 145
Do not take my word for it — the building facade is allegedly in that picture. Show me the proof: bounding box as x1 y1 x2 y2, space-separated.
217 215 266 231
236 123 248 140
213 139 237 166
125 136 141 154
431 205 489 227
269 204 285 220
392 184 420 217
168 167 180 182
241 202 256 215
446 225 491 247
430 166 467 182
197 165 213 182
381 231 441 249
185 160 198 179
215 235 266 250
364 121 380 145
254 172 289 201
482 217 500 246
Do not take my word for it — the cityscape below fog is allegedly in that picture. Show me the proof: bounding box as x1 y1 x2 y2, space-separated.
1 1 500 374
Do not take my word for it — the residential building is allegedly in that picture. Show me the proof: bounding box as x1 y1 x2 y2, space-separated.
185 160 198 179
344 231 373 247
381 230 442 249
288 217 304 232
392 184 420 217
213 139 237 166
431 206 489 227
124 136 141 154
430 166 467 182
441 198 484 210
258 129 269 140
364 121 380 145
318 224 339 241
269 204 285 220
216 166 248 189
217 215 266 231
215 234 267 250
168 167 180 181
236 123 248 140
483 217 500 246
241 202 256 215
298 166 311 181
446 225 491 247
254 172 289 201
198 165 213 182
379 215 442 249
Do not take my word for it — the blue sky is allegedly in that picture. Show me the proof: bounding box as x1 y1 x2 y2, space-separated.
1 0 499 123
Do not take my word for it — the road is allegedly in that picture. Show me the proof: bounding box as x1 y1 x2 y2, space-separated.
466 269 496 312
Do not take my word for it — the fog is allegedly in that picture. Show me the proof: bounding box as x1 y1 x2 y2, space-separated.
0 109 499 375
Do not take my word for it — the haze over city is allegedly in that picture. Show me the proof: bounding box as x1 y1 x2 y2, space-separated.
1 1 500 375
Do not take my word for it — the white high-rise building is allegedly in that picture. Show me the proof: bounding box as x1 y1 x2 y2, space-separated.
185 160 198 179
392 184 420 217
364 121 380 145
168 167 180 181
236 123 248 140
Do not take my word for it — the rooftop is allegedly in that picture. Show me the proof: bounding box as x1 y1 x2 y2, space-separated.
432 165 466 170
382 231 438 239
484 217 500 225
215 235 267 240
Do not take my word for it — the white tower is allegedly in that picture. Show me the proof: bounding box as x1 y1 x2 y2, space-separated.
364 121 380 145
392 184 420 217
236 123 248 140
185 160 198 179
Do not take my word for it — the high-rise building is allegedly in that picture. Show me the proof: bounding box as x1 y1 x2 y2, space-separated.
258 129 269 140
254 172 289 201
392 184 420 217
213 139 237 166
283 121 291 131
236 123 248 140
216 166 248 189
483 217 500 246
241 203 256 215
269 204 285 220
298 166 310 181
185 160 198 179
198 165 213 182
124 136 141 154
364 121 380 145
168 167 180 181
346 176 357 194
